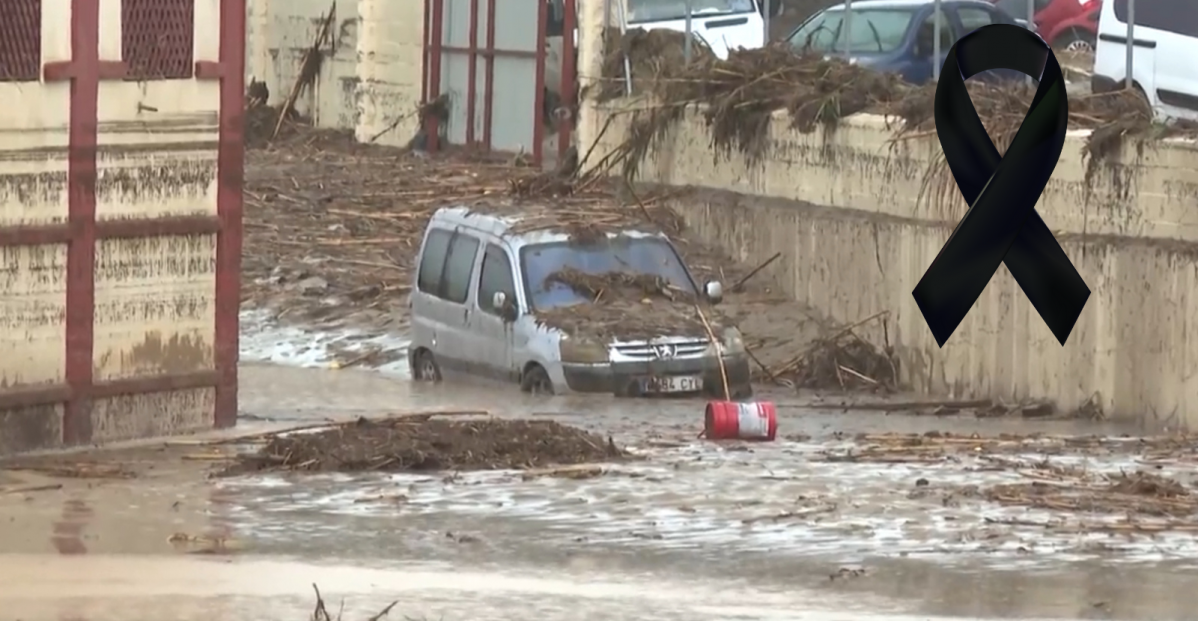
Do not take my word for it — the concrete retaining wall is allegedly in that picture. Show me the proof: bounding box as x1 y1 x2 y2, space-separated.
578 102 1198 425
245 0 422 144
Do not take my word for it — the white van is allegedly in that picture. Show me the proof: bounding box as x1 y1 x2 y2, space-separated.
1092 0 1198 122
407 205 753 399
622 0 782 59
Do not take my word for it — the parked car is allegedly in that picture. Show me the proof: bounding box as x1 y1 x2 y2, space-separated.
1092 0 1198 122
785 0 1024 84
993 0 1099 51
545 0 783 64
408 205 753 399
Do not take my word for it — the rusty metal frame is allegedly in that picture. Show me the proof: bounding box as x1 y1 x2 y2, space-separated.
0 0 244 445
201 0 246 430
422 0 550 164
557 0 576 161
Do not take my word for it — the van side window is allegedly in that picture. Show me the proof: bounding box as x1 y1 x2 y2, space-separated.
442 234 480 304
1113 0 1196 37
914 10 954 56
417 229 452 294
478 244 516 315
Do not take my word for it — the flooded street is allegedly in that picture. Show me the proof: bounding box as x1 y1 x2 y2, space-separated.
4 555 1096 621
3 337 1198 619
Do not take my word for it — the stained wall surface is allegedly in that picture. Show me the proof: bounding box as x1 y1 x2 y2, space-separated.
245 0 361 129
244 0 422 142
0 0 242 454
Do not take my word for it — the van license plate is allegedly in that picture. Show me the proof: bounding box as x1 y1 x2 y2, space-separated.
645 375 702 393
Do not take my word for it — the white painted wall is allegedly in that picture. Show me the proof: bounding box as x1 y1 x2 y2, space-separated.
245 0 361 129
244 0 424 142
0 0 222 448
354 0 425 146
0 0 71 403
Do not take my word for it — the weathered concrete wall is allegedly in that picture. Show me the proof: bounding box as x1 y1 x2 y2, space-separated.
0 0 235 454
245 0 360 129
580 102 1198 425
244 0 556 150
92 0 222 444
243 0 424 142
353 0 424 147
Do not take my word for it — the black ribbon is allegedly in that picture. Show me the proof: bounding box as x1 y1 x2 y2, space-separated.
911 24 1090 347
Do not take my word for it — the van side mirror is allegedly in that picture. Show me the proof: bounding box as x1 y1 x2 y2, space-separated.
704 280 723 304
492 291 518 322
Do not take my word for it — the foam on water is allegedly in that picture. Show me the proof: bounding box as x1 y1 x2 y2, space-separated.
218 440 1198 569
239 309 410 375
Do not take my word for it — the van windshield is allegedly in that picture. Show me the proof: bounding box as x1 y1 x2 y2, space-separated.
627 0 756 23
520 236 697 310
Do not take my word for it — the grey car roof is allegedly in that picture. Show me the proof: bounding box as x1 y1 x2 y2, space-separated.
429 204 671 247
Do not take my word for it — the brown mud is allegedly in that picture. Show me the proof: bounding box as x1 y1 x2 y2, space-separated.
223 415 627 475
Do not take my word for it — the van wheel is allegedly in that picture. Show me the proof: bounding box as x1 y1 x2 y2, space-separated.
1053 29 1094 53
521 365 554 395
412 349 442 382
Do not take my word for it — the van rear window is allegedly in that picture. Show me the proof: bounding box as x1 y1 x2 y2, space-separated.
417 229 452 294
442 235 480 304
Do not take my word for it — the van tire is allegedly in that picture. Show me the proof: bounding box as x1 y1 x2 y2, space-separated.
411 349 442 382
1052 28 1095 53
521 364 554 395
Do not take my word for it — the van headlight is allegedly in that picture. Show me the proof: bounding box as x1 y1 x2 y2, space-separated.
721 327 745 355
559 336 609 364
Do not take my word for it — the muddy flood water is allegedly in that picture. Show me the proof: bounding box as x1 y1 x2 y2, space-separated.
3 325 1198 620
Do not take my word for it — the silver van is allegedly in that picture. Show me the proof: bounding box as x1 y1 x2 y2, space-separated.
407 205 753 399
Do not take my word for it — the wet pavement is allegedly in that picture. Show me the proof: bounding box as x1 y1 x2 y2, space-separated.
0 318 1195 619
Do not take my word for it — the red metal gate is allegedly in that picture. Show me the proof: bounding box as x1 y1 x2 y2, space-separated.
421 0 576 166
0 0 245 454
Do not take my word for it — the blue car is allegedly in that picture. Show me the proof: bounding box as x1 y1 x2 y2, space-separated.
785 0 1033 84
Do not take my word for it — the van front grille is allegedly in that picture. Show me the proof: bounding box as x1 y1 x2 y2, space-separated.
612 340 709 361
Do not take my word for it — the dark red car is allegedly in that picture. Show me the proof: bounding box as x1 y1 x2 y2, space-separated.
992 0 1100 50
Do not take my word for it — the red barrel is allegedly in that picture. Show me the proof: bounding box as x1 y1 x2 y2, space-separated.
704 401 777 441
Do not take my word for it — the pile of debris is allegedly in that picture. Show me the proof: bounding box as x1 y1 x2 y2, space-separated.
595 29 1195 176
761 310 898 391
545 268 691 302
815 430 1198 463
534 266 725 341
817 431 1198 529
594 27 718 102
224 414 626 475
981 470 1195 518
242 139 520 331
599 37 910 174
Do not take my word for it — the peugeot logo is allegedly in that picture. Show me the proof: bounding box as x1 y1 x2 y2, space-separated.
653 344 677 359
